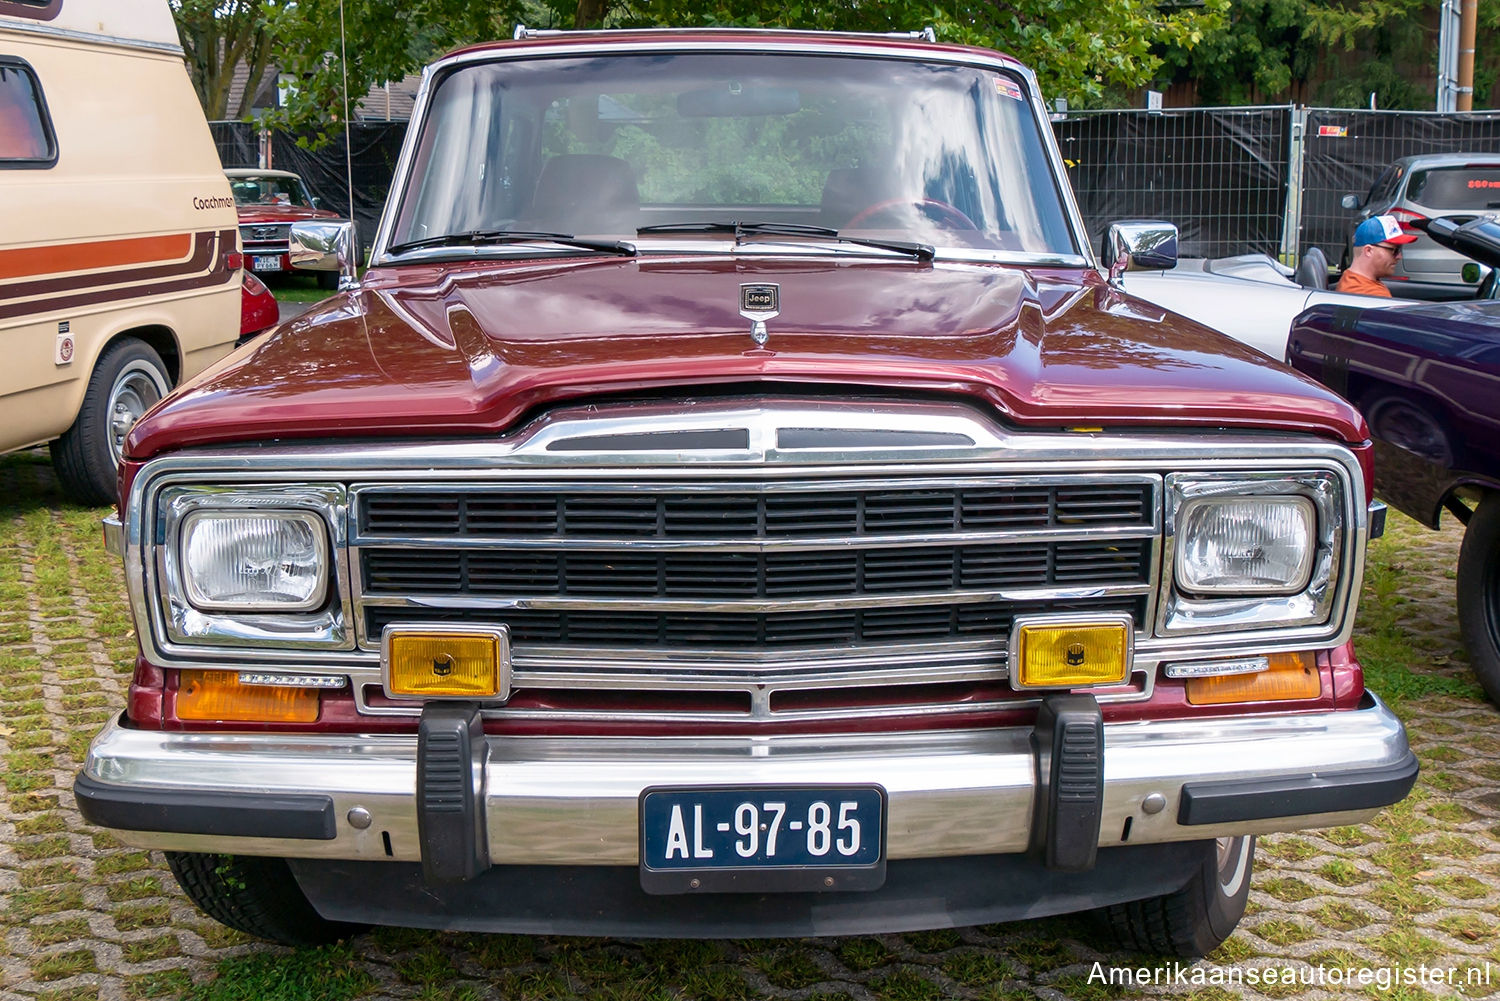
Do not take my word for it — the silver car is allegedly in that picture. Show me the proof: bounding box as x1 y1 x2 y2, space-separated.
1342 153 1500 300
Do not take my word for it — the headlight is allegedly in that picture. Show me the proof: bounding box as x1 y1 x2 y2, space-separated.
1159 472 1347 637
181 511 328 611
1175 496 1314 595
151 484 350 653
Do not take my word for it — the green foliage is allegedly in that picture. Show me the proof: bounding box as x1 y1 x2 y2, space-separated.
533 0 1230 109
169 0 524 132
1151 0 1457 110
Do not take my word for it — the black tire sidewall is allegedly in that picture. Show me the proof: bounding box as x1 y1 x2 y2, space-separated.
51 339 169 506
1458 493 1500 704
1196 835 1255 951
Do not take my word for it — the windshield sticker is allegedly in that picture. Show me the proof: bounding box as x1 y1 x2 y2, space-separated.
995 78 1024 101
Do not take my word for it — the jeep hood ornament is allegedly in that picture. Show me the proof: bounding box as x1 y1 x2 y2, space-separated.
739 283 780 346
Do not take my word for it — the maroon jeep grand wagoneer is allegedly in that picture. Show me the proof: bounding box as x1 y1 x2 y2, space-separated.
76 27 1415 957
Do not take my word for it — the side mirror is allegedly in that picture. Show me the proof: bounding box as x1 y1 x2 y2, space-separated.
1103 220 1178 283
1340 194 1360 210
289 220 359 290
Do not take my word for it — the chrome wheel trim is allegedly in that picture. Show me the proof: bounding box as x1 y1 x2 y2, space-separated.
1216 836 1251 897
108 361 169 465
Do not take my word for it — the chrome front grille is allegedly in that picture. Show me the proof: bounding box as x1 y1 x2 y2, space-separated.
349 477 1161 704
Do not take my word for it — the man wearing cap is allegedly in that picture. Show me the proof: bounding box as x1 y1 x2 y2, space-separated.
1335 214 1418 297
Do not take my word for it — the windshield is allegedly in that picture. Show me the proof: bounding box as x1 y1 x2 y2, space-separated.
389 52 1078 258
1407 165 1500 211
230 175 314 209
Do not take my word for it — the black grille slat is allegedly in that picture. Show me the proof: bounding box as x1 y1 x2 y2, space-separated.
361 483 1154 539
362 539 1149 600
364 596 1147 650
357 480 1156 665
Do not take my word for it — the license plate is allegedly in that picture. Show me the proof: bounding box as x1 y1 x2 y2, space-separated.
251 255 282 272
639 785 886 894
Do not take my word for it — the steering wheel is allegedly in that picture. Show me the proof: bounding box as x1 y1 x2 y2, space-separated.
845 198 979 232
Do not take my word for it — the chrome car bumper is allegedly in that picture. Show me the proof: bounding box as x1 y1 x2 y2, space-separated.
77 695 1414 868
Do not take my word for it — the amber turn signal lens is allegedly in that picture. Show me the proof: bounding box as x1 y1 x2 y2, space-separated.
385 629 507 698
1015 619 1130 688
1185 651 1320 705
176 670 319 722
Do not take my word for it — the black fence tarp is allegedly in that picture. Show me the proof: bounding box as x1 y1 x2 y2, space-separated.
1299 108 1500 264
209 121 408 251
1052 107 1291 259
270 124 410 253
209 121 258 171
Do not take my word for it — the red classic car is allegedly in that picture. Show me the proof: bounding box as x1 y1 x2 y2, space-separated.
228 168 344 289
79 28 1414 958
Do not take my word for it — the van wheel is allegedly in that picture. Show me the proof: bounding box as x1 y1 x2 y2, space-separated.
165 852 364 947
1099 836 1254 957
317 270 339 291
1458 493 1500 705
50 338 170 506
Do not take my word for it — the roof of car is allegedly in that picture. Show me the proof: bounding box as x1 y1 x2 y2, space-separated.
443 28 1028 75
225 168 304 180
1391 152 1500 169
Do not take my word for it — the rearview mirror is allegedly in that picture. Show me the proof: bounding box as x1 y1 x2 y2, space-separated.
289 220 359 290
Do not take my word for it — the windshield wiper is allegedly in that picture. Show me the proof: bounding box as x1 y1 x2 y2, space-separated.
387 229 636 257
636 220 934 261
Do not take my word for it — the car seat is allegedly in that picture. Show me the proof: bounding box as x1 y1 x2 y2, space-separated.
1293 246 1329 290
527 154 639 235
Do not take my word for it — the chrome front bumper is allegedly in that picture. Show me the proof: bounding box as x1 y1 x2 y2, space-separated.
77 696 1413 866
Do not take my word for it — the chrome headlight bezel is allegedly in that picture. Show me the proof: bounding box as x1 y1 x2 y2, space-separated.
153 484 352 651
1157 472 1345 637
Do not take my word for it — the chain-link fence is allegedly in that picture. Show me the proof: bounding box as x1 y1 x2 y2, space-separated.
1053 107 1292 259
1299 109 1500 265
212 108 1500 269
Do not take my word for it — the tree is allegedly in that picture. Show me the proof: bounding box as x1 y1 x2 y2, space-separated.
531 0 1229 108
170 0 524 127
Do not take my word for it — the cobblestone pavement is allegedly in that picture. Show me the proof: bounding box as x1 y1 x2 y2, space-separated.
1 449 1498 1001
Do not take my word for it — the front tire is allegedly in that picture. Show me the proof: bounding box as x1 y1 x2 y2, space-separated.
1457 492 1500 704
1100 836 1254 957
165 852 364 947
50 338 170 506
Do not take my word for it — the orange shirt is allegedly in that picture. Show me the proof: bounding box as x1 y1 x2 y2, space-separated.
1335 270 1391 298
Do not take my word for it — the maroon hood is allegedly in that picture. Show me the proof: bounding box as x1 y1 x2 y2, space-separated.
127 256 1366 459
236 205 342 224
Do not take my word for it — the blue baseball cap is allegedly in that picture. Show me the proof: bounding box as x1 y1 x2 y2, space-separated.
1353 214 1418 247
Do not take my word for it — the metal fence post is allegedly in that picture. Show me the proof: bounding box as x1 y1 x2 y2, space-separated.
1279 106 1307 266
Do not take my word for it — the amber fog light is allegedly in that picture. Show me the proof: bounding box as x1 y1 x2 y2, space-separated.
1011 615 1131 689
1186 651 1320 705
176 670 320 722
383 625 510 700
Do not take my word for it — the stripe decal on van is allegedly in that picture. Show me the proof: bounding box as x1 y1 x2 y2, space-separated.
0 233 193 281
0 229 237 321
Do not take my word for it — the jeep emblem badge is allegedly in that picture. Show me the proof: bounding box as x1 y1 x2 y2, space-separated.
739 283 780 346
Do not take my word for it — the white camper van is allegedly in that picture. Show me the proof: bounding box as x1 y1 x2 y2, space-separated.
0 0 241 504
